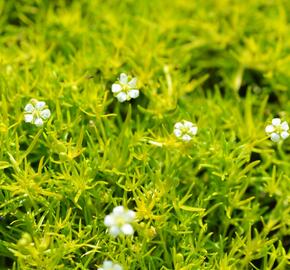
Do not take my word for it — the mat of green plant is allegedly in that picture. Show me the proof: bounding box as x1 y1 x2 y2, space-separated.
0 0 290 269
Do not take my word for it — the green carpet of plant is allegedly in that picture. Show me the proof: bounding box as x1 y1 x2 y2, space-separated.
1 0 290 269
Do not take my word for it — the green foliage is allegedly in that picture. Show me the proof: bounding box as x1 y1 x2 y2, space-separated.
0 0 290 269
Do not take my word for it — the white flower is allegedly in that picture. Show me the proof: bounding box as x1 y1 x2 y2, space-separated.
265 118 289 142
24 99 51 127
104 206 136 237
173 120 198 142
98 260 123 270
112 73 139 102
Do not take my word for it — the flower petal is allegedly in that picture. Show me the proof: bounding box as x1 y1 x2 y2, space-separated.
174 122 183 129
270 133 280 142
40 109 51 120
174 129 182 137
109 226 120 237
189 126 198 135
113 264 123 270
128 77 137 88
116 92 127 102
126 210 136 221
34 118 44 127
104 215 114 227
182 134 192 142
128 89 139 99
24 114 33 123
272 118 281 126
119 73 128 84
103 260 113 268
35 101 46 110
24 104 34 113
121 224 134 235
265 125 275 133
281 131 289 140
183 121 193 128
113 206 125 215
281 121 289 131
112 83 122 93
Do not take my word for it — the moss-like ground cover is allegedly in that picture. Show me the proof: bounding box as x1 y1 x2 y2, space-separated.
0 0 290 269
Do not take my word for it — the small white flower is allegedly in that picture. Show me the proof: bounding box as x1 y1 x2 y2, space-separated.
265 118 289 142
104 206 136 237
111 73 139 102
98 260 123 270
24 99 51 127
173 120 198 142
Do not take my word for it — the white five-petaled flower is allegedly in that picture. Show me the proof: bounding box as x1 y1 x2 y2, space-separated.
98 260 123 270
174 120 198 142
112 73 139 102
104 206 136 237
24 99 51 127
265 118 289 142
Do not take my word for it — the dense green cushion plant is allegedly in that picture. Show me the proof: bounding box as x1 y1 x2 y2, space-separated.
0 0 290 269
